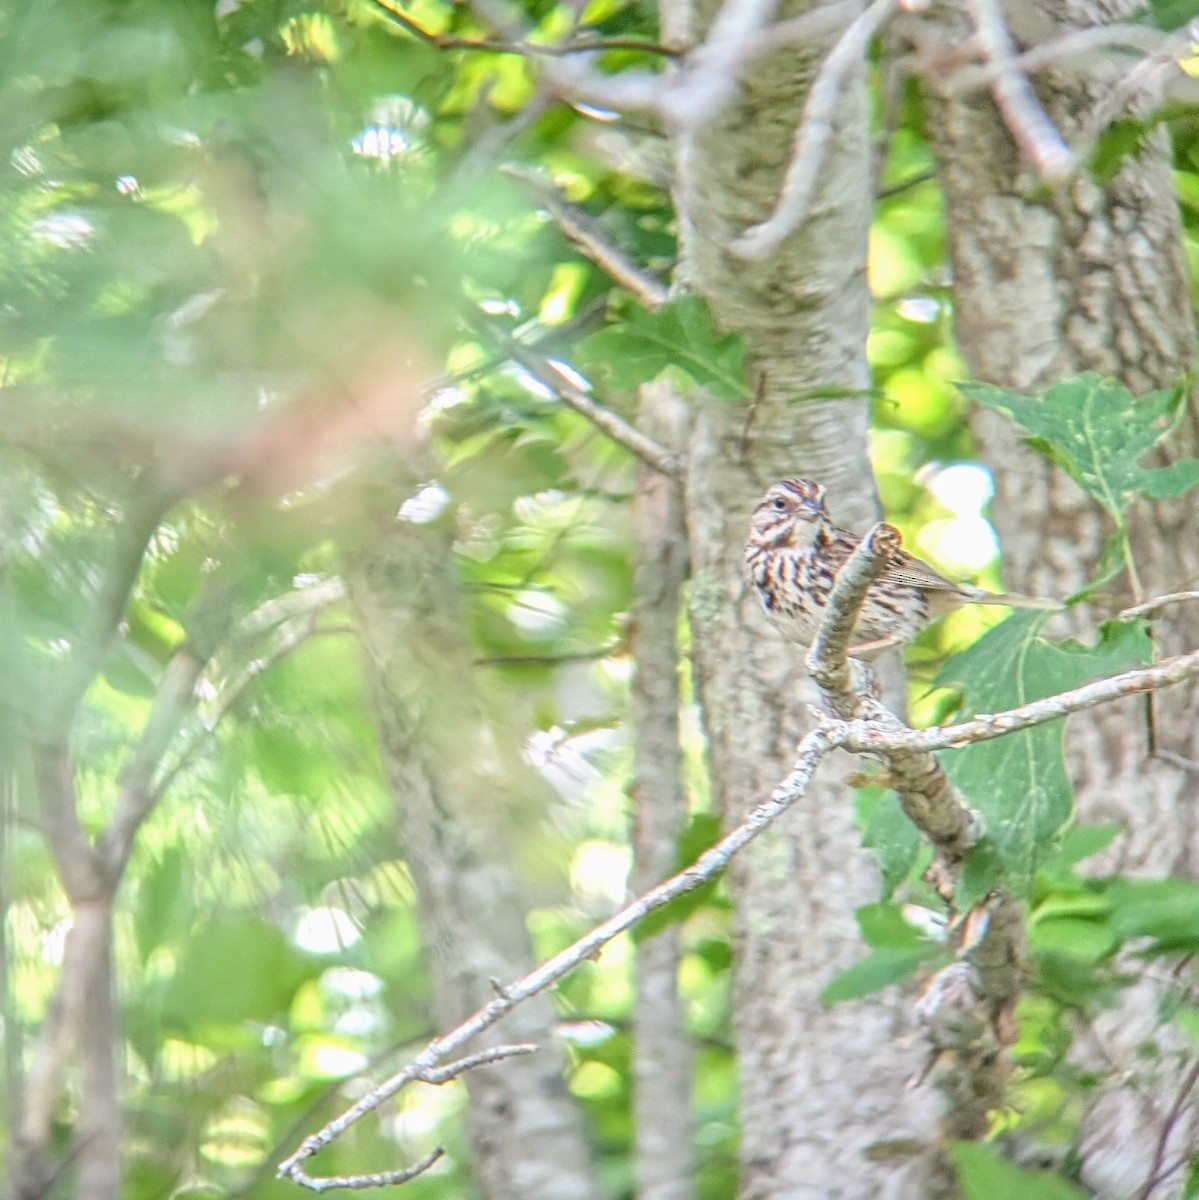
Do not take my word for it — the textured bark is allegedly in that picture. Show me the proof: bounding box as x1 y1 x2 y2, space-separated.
345 512 602 1200
663 2 937 1196
922 3 1199 1194
630 383 695 1200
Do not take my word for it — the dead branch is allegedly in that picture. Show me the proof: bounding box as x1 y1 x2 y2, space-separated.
476 316 682 476
732 0 900 260
501 165 670 310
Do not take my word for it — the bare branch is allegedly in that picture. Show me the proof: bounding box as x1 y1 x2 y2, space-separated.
100 648 208 876
806 521 902 693
476 317 682 477
418 1043 538 1084
473 647 617 667
732 0 900 260
285 1148 446 1194
655 0 779 130
963 0 1074 180
1121 591 1199 621
839 647 1199 755
278 726 837 1188
501 165 670 310
236 578 347 641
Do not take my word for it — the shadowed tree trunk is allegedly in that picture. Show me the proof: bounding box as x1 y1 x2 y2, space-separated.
661 1 938 1195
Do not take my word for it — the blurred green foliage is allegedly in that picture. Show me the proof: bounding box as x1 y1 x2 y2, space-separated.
4 0 1199 1197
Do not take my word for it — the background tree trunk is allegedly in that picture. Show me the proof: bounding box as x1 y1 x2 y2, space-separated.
630 383 695 1200
662 2 938 1194
922 4 1199 1193
346 511 603 1200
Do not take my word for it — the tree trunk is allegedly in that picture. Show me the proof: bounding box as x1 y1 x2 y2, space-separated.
663 2 938 1195
630 383 695 1200
922 4 1199 1193
345 509 603 1200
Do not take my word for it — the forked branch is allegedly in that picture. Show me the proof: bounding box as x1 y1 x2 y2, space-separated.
280 559 1199 1189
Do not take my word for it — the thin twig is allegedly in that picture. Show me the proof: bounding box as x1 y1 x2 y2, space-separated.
419 1043 537 1084
877 169 936 200
965 0 1074 180
501 165 670 310
473 648 618 667
732 0 899 260
370 0 680 57
285 1148 446 1194
838 647 1199 756
942 22 1170 96
475 316 682 477
1121 591 1199 620
1137 1055 1199 1200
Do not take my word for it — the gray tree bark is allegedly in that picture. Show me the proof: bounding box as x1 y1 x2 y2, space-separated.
345 508 603 1200
661 2 938 1195
922 4 1199 1194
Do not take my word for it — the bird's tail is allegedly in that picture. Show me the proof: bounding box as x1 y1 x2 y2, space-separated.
968 588 1063 612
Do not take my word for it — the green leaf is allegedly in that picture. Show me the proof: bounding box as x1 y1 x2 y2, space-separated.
1037 823 1122 876
134 848 187 965
937 615 1151 896
1105 877 1199 954
821 904 938 1003
162 915 314 1030
1185 1158 1199 1200
951 1142 1088 1200
821 947 932 1004
856 901 925 949
576 296 748 400
857 788 920 899
963 374 1198 519
1148 0 1199 30
1028 916 1115 961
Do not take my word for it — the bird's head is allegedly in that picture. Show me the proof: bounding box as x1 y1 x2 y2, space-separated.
749 478 828 549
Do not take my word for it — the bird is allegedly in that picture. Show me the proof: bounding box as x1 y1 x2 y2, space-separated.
744 478 1059 657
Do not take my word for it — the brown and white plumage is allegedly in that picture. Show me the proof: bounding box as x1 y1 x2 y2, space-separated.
744 478 1058 654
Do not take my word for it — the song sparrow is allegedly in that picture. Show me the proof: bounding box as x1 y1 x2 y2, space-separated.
745 478 1058 656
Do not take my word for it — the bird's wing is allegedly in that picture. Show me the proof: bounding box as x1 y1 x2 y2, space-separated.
881 550 965 595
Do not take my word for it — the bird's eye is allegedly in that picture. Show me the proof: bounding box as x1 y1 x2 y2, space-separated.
771 496 788 512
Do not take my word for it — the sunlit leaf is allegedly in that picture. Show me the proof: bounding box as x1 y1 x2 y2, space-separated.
937 615 1151 898
963 374 1199 518
950 1141 1088 1200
